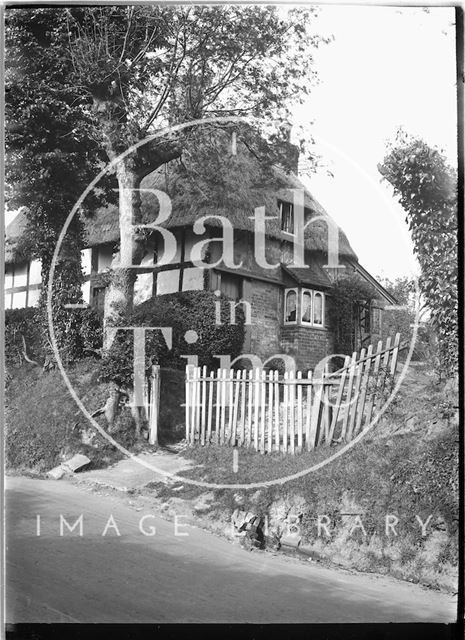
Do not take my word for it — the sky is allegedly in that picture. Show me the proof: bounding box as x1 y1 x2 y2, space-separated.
294 5 458 282
5 5 458 283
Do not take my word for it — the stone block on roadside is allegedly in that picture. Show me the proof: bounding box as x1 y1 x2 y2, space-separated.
47 465 66 480
62 454 91 473
280 532 302 549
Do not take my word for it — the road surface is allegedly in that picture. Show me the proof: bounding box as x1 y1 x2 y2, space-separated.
5 476 457 623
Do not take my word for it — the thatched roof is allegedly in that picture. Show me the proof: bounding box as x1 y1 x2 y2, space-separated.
5 164 358 264
84 165 357 261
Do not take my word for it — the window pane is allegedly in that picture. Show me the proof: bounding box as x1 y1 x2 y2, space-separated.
29 260 42 285
14 263 28 287
221 273 241 299
12 290 27 309
27 288 41 307
157 269 180 294
313 292 323 325
5 265 13 289
81 249 92 276
97 246 113 272
182 267 204 292
92 287 106 315
140 251 154 267
134 272 153 305
210 271 220 293
280 202 294 234
301 291 312 323
81 280 91 304
285 290 297 323
5 292 11 309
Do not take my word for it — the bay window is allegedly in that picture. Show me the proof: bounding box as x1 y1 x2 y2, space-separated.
284 287 325 328
284 288 298 323
313 291 324 326
301 290 312 324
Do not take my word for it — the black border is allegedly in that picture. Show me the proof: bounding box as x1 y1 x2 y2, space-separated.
3 622 462 640
455 5 464 636
2 4 464 640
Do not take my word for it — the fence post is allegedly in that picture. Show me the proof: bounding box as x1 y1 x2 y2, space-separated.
267 370 274 454
274 370 280 452
328 356 349 443
305 371 313 451
353 344 373 437
207 369 214 445
215 368 221 444
346 348 366 442
149 365 160 446
289 369 295 455
365 340 383 426
260 369 266 454
296 371 303 452
253 368 260 451
246 369 253 448
283 371 289 453
375 336 392 413
185 365 190 442
200 365 207 446
340 352 358 441
239 369 247 446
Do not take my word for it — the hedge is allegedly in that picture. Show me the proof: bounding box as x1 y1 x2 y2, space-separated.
5 306 102 368
100 290 245 388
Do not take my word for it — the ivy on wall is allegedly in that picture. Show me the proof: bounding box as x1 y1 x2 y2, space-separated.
99 290 245 389
328 273 378 357
379 130 458 379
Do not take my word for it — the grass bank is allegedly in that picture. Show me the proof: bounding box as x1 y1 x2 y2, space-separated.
5 360 187 475
147 363 459 592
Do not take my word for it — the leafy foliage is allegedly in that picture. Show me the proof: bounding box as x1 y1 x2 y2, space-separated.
163 125 291 212
6 6 329 349
4 308 43 367
328 273 378 356
4 306 103 368
5 9 112 361
380 276 437 363
13 6 328 328
4 359 137 473
100 290 245 388
379 130 457 377
64 5 327 145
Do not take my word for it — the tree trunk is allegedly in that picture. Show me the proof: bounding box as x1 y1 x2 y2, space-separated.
129 391 143 438
103 156 146 351
104 381 122 432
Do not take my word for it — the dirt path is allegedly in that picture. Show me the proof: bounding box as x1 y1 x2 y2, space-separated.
5 476 456 623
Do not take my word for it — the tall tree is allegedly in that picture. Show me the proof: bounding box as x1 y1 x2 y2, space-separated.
379 130 458 378
5 8 110 362
61 5 327 341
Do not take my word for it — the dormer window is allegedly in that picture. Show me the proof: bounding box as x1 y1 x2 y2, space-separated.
279 199 314 234
284 287 325 328
279 200 294 234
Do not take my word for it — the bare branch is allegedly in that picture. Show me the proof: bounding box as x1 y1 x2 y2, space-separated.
20 334 40 366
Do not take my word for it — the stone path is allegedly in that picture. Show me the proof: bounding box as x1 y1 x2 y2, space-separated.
74 445 199 492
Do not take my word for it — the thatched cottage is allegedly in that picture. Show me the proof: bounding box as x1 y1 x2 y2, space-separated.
4 155 395 371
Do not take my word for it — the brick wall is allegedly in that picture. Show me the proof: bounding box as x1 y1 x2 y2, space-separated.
280 325 334 371
249 280 281 360
247 279 336 371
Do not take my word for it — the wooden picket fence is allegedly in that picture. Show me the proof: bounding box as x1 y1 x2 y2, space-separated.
143 364 161 446
185 333 401 454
